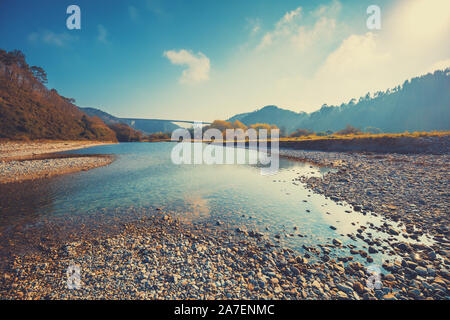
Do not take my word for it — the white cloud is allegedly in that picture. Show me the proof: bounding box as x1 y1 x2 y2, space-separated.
257 6 302 49
311 0 342 18
97 24 109 44
246 18 261 35
309 32 392 106
319 32 391 76
256 2 342 52
28 31 77 47
153 0 450 120
291 16 337 50
278 7 302 25
164 49 210 84
307 0 450 106
246 0 450 111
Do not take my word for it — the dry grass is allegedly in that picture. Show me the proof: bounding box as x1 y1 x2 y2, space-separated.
278 130 450 142
214 131 450 143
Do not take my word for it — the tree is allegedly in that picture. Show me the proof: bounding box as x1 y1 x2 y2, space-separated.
31 66 48 84
108 123 143 142
61 95 76 104
209 120 233 133
232 120 247 130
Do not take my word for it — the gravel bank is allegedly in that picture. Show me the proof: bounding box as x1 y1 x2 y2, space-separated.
0 141 110 160
0 141 114 183
0 156 113 184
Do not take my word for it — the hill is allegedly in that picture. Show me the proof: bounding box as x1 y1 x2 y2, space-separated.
227 69 450 134
80 107 121 125
0 49 117 141
80 107 180 134
228 105 307 135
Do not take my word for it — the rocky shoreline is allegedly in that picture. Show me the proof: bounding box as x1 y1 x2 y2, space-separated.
0 149 448 300
279 150 449 238
281 149 449 298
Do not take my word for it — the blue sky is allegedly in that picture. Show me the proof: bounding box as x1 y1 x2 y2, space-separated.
0 0 449 121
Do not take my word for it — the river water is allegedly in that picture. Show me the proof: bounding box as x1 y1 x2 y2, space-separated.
0 142 433 268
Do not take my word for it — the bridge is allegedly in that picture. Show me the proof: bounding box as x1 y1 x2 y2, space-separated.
124 118 212 125
119 117 212 134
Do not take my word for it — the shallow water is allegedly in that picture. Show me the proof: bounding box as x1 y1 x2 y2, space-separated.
0 142 434 268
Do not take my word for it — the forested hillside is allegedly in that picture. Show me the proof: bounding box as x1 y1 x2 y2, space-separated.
0 49 143 142
228 69 450 134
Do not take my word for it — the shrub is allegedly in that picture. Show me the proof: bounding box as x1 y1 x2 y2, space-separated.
289 128 312 137
364 127 382 134
335 125 362 135
147 132 170 141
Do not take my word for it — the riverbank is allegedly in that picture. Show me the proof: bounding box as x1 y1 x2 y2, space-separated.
280 133 450 154
0 141 115 184
215 132 450 155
